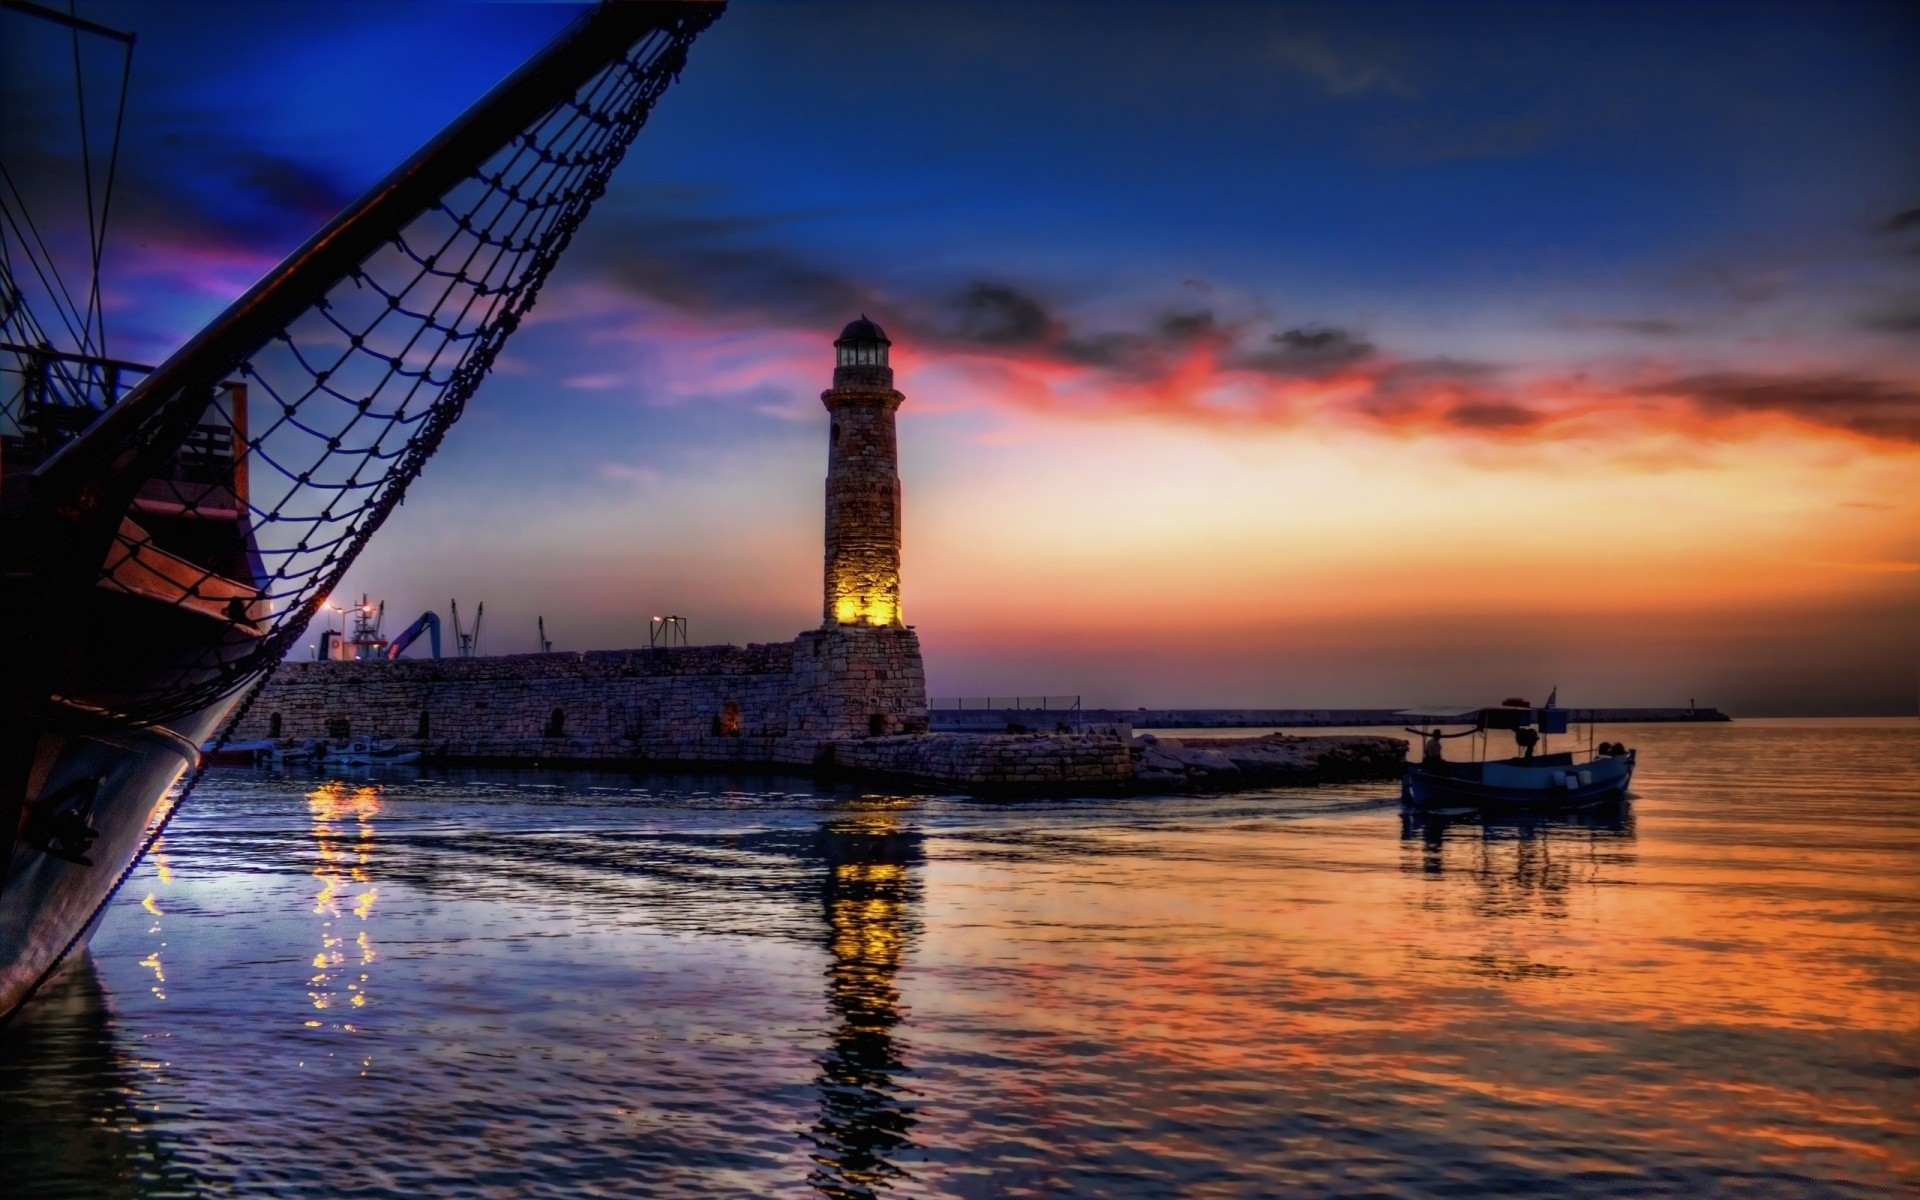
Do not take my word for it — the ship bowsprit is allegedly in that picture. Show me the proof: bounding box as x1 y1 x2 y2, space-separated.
1 0 727 1022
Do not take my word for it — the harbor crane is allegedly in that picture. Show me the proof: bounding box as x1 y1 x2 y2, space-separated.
450 600 484 658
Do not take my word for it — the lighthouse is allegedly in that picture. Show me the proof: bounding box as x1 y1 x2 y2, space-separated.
821 315 905 628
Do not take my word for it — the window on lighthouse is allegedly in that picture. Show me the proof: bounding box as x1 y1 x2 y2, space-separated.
837 340 888 368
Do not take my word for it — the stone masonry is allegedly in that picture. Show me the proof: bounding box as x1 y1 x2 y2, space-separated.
822 316 905 629
235 625 932 766
235 624 1150 791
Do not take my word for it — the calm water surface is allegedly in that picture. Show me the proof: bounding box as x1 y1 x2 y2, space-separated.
2 719 1915 1198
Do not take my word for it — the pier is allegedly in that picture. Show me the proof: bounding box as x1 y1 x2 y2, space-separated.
931 705 1731 731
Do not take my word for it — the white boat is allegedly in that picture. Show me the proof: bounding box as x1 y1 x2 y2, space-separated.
1401 696 1636 811
314 738 421 768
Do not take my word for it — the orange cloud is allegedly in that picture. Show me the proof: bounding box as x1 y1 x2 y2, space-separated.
918 332 1920 456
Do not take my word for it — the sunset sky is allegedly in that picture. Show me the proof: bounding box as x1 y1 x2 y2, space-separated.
7 1 1917 713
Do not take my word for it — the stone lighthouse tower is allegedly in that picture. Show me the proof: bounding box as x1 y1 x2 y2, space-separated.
821 315 905 628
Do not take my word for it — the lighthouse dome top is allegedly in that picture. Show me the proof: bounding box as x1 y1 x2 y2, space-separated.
836 314 890 346
835 315 891 369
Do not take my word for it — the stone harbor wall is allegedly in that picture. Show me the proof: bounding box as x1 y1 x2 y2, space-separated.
234 633 1409 794
236 626 930 759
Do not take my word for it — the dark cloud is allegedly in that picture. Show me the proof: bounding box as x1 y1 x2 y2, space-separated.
1276 327 1371 358
1881 206 1920 234
1644 373 1920 444
233 154 356 227
1445 402 1544 431
1047 309 1227 376
1860 301 1920 335
1234 326 1376 375
1157 309 1218 340
952 283 1053 346
1877 204 1920 256
581 209 880 329
1056 329 1151 369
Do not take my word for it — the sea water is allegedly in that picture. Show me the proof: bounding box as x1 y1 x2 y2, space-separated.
2 718 1914 1198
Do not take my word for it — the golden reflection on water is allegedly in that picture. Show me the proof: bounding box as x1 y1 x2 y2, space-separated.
306 782 381 1026
135 842 174 1003
21 723 1906 1196
807 804 922 1199
919 773 1919 1185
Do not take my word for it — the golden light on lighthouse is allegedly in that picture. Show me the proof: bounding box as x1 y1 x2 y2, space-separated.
834 590 900 629
822 315 906 629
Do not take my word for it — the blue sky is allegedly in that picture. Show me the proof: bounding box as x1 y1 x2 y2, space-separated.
5 1 1917 711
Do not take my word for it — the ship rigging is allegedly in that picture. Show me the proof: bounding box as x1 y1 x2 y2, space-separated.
1 0 728 1022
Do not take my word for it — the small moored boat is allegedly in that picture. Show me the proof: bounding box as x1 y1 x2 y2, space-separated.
198 739 282 767
1401 695 1634 811
313 738 421 768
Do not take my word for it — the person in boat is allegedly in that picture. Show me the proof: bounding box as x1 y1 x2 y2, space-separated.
1406 725 1474 765
1514 726 1539 760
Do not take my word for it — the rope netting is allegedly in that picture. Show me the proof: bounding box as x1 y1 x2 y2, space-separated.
75 16 708 728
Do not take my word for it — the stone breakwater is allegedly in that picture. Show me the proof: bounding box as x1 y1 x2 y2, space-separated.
832 732 1134 793
933 706 1731 730
232 637 1408 794
1132 733 1410 792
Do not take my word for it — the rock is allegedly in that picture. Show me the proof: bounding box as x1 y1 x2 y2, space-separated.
1140 748 1187 773
1125 733 1407 791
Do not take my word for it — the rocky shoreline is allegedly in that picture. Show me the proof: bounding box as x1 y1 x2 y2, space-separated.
1130 732 1409 792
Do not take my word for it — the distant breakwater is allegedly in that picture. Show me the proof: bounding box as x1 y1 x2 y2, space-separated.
932 706 1731 731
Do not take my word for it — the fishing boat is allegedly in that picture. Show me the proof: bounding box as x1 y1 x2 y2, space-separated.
1 0 726 1023
1400 695 1635 811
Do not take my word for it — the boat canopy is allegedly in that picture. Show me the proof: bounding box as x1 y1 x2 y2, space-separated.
1397 705 1573 734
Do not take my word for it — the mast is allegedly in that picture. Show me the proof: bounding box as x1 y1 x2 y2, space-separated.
33 2 719 500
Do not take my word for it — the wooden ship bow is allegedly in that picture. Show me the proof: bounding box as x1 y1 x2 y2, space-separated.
0 0 725 1019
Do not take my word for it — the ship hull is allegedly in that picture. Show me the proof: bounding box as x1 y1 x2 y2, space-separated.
1404 751 1635 812
0 698 237 1022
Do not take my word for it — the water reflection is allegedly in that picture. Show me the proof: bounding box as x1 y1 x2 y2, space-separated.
1401 801 1638 922
135 841 173 1004
0 960 195 1198
28 724 1912 1197
806 805 923 1199
306 781 382 1027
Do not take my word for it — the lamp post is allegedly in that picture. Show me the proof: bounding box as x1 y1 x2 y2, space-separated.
317 600 345 659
